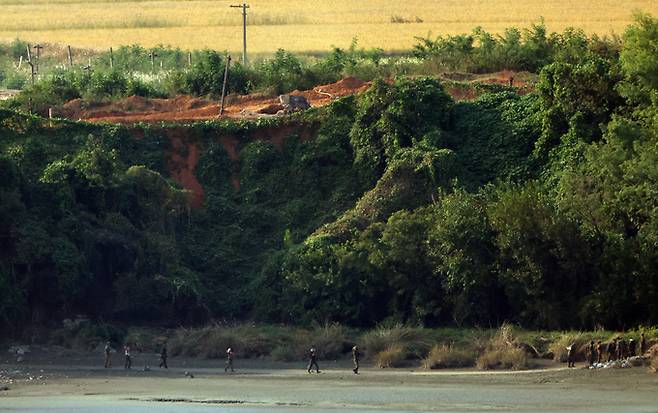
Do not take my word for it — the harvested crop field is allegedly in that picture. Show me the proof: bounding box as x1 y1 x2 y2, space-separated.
1 0 657 53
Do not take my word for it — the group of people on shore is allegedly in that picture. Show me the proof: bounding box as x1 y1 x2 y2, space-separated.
103 341 362 375
566 333 649 367
104 333 649 372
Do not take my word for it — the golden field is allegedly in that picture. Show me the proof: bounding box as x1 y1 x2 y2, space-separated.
0 0 657 53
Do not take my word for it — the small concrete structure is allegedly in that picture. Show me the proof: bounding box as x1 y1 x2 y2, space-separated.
279 95 310 113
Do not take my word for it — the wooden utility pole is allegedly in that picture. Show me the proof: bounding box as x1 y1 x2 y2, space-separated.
33 44 44 73
26 44 35 84
67 45 73 66
148 51 158 72
230 3 249 66
219 55 232 116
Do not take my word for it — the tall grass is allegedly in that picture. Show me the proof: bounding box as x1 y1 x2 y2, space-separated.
423 344 476 369
476 324 529 370
376 345 408 368
168 323 350 360
362 325 435 358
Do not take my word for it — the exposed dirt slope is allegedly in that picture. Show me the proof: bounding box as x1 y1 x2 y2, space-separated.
59 77 370 123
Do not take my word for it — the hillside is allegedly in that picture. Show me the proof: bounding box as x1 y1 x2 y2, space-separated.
1 15 658 335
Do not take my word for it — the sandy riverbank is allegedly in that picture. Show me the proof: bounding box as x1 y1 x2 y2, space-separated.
1 348 657 413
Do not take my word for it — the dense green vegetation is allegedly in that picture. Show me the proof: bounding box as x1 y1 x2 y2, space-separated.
0 22 620 116
1 15 658 335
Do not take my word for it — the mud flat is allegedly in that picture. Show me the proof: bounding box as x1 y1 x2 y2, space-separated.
2 356 658 413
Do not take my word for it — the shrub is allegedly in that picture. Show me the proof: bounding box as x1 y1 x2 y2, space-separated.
124 327 163 353
50 321 126 351
362 324 434 359
270 344 299 361
476 347 528 370
651 354 658 373
548 332 591 362
3 70 28 90
476 324 529 370
307 323 350 360
423 344 476 369
375 345 407 368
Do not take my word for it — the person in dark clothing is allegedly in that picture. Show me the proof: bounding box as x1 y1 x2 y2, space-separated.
566 344 575 368
124 344 132 370
628 339 636 357
640 333 647 355
607 339 617 362
596 341 603 363
225 347 234 372
307 347 320 373
352 346 360 374
617 337 627 360
159 343 168 369
103 341 112 368
588 340 596 366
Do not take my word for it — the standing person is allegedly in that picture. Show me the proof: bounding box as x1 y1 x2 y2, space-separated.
596 341 603 363
103 341 112 368
628 339 636 357
124 344 132 370
566 344 575 368
588 340 596 366
307 347 320 374
607 338 617 362
617 336 626 360
159 342 168 369
640 333 647 355
352 345 360 375
224 347 234 373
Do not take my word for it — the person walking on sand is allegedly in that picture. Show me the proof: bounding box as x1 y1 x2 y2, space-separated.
352 345 360 374
103 341 112 368
225 347 235 373
159 343 168 369
566 344 575 368
596 341 603 363
588 340 596 366
307 347 320 374
124 344 132 370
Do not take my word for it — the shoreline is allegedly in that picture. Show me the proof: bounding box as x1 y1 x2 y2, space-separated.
2 353 658 413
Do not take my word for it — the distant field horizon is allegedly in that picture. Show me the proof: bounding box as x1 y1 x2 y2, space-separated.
1 0 657 53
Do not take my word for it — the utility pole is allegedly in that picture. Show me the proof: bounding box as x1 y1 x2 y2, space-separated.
230 3 249 66
148 51 158 72
33 44 44 74
67 45 73 67
26 44 35 84
109 47 114 69
219 55 231 116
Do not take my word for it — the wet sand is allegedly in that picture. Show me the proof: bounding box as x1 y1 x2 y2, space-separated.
2 353 658 412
